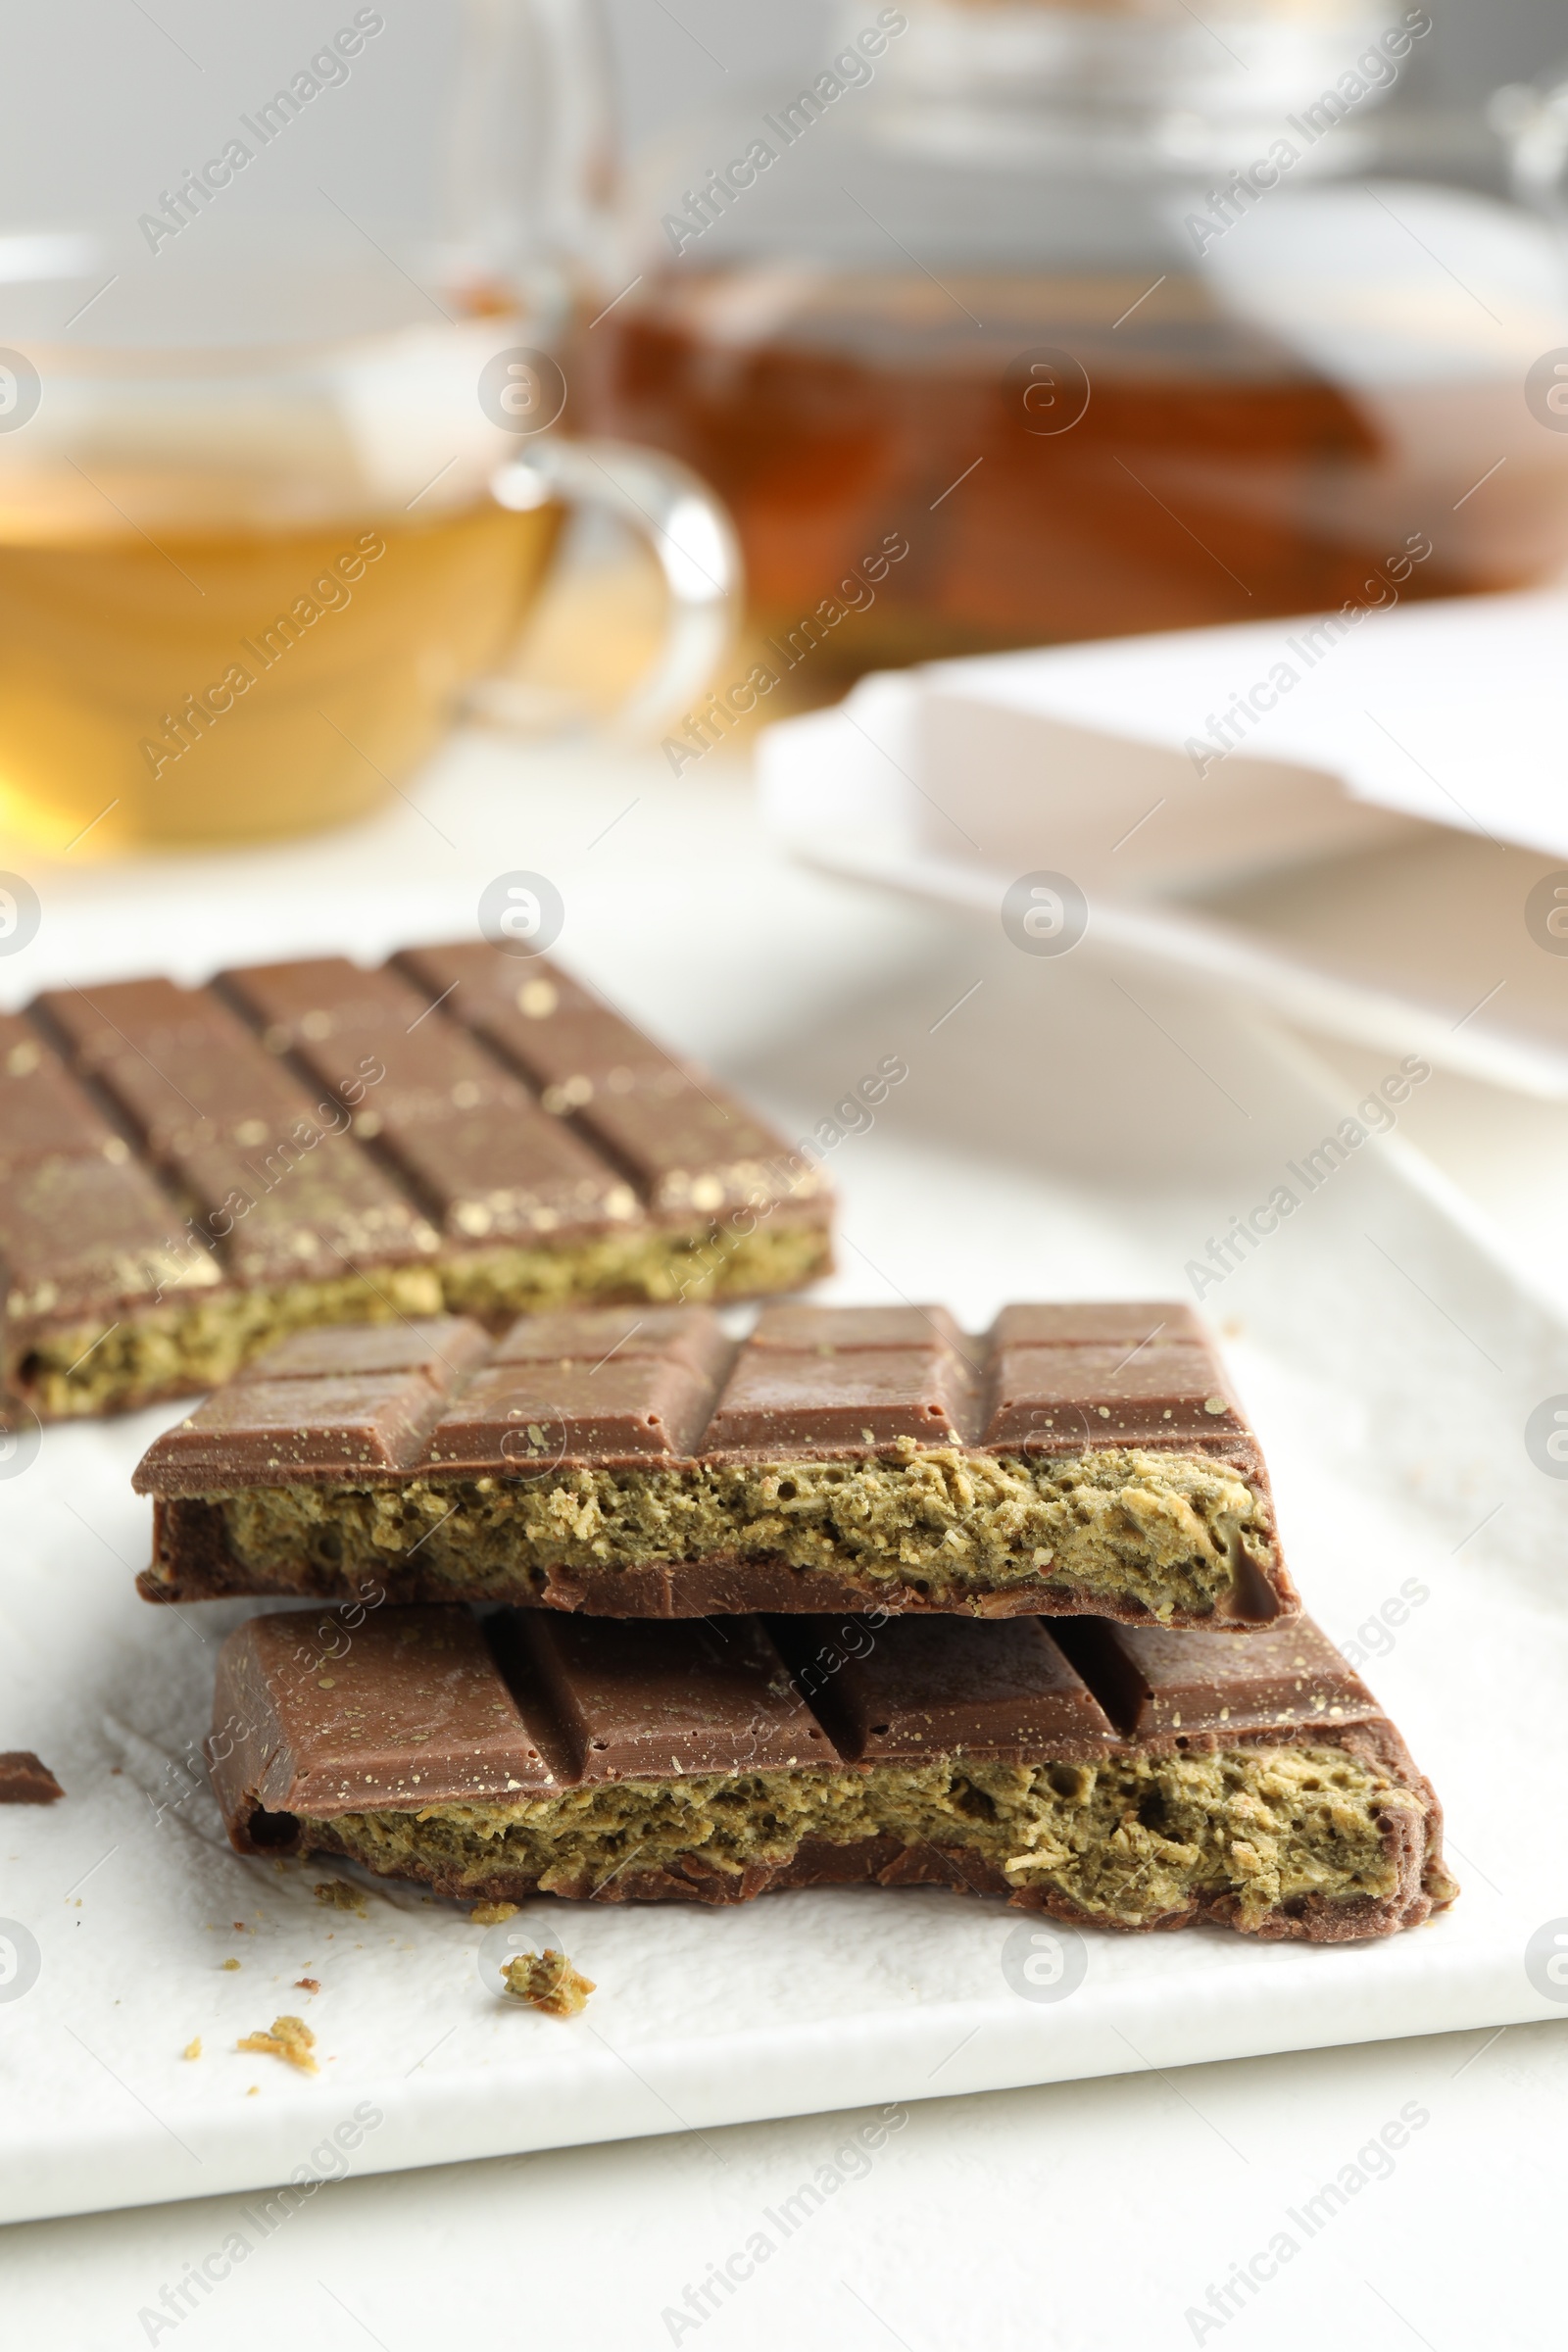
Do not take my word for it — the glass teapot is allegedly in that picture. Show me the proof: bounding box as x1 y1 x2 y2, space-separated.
581 0 1568 680
0 0 737 852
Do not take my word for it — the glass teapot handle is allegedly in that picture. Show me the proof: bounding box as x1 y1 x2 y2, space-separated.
446 0 619 286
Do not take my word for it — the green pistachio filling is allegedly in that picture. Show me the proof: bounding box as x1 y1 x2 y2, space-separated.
214 1445 1273 1616
19 1269 444 1419
305 1742 1413 1931
15 1221 828 1417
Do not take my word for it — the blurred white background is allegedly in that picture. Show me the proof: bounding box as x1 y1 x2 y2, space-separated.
0 0 1562 223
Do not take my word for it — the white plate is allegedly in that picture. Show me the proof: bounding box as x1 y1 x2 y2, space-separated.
756 598 1568 1098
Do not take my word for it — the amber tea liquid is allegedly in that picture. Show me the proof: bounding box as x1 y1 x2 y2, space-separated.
583 269 1568 675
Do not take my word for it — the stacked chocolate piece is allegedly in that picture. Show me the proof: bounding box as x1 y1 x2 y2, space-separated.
134 1298 1455 1943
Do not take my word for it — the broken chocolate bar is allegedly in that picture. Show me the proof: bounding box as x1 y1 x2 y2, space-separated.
3 947 830 1419
139 1300 1298 1627
209 1605 1453 1941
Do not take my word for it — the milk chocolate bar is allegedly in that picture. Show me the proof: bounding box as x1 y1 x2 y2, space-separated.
3 946 830 1418
139 1300 1298 1627
209 1605 1453 1940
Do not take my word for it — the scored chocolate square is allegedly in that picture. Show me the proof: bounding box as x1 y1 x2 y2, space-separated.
773 1613 1116 1760
247 1317 493 1384
156 1372 447 1477
425 1356 718 1468
222 1607 563 1818
489 1302 734 1383
515 1612 828 1777
704 1346 974 1450
985 1342 1244 1447
392 945 707 1137
368 1102 637 1245
138 1299 1298 1629
0 1013 132 1181
990 1302 1202 1349
0 1154 220 1325
1055 1617 1375 1740
751 1303 963 1354
504 1013 674 1107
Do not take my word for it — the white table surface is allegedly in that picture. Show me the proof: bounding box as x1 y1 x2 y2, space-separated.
2 723 1563 2346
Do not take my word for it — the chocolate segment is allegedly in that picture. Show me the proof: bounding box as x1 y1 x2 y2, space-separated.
489 1302 733 1381
0 1013 225 1415
704 1344 976 1450
519 1613 828 1776
209 1604 1453 1942
155 1372 452 1478
246 1317 493 1385
0 1012 131 1179
2 946 832 1419
751 1303 964 1354
1052 1617 1375 1739
138 1301 1298 1627
0 1152 218 1328
983 1342 1244 1448
220 957 640 1249
392 939 827 1222
771 1614 1116 1760
990 1302 1203 1348
216 1607 562 1823
424 1356 719 1467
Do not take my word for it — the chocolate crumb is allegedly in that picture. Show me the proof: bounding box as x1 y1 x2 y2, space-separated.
0 1752 64 1804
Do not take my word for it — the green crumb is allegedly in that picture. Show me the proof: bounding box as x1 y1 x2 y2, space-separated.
236 2014 318 2074
216 1445 1271 1617
500 1949 595 2017
306 1743 1417 1934
313 1879 368 1915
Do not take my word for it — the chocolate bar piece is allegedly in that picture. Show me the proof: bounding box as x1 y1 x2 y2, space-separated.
209 1605 1453 1941
139 1301 1298 1627
0 1750 64 1803
4 945 831 1418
